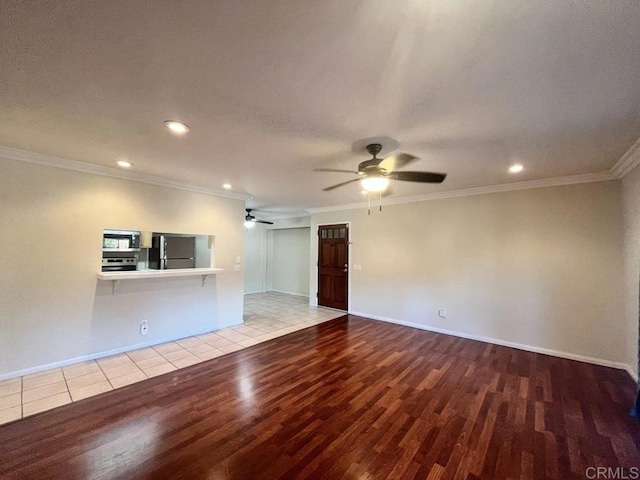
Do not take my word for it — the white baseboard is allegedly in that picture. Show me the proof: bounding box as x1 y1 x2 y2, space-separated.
268 289 309 298
0 320 243 381
349 310 636 379
244 289 266 295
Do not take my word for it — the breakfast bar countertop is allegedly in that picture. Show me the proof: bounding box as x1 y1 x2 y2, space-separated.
97 267 224 281
97 268 224 294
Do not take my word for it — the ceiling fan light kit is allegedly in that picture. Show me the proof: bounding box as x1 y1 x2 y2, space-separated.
360 176 389 192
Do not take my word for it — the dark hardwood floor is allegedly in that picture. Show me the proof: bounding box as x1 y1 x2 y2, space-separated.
1 316 639 479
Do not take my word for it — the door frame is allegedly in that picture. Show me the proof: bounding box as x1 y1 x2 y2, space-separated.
313 221 352 311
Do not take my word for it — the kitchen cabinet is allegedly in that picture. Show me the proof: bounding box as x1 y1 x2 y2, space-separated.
140 231 153 249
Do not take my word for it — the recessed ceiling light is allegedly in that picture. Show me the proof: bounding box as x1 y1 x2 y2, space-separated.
117 160 132 168
222 183 232 190
509 164 524 173
163 120 190 135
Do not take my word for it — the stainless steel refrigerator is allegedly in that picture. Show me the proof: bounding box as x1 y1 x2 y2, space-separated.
149 235 196 269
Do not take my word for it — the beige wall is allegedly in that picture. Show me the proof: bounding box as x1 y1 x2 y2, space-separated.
268 228 310 296
622 167 640 378
310 181 627 369
0 159 246 377
244 224 267 294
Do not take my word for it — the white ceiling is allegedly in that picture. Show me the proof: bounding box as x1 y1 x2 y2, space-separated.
1 1 639 217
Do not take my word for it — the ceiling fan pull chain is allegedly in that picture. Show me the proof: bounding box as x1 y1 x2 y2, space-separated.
368 192 371 215
379 191 382 212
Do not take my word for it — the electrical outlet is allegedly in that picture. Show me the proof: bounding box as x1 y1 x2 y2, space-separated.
234 264 241 272
140 320 148 335
236 256 241 264
438 309 446 318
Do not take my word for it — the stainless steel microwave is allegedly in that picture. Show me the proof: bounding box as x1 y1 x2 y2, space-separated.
102 230 141 252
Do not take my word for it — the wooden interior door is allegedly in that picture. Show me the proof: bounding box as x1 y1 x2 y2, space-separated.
317 224 349 310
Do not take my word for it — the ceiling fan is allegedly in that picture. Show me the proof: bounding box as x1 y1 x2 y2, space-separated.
316 143 446 192
245 208 273 227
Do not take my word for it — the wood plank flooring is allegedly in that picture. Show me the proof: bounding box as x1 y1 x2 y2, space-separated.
1 315 639 479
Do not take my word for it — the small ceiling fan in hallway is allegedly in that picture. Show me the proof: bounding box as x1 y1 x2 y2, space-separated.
245 209 273 228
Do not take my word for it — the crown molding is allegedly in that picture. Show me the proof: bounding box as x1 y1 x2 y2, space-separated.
3 136 638 210
306 171 615 214
261 212 311 221
611 137 640 179
0 145 252 201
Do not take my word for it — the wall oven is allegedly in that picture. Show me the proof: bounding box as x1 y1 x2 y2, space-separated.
101 257 138 272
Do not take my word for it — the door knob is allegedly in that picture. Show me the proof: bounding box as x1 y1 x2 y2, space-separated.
343 264 348 273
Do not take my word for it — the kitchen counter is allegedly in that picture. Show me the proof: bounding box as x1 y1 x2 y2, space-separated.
98 268 224 294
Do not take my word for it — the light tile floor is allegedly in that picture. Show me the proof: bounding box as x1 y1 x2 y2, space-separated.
0 292 343 425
